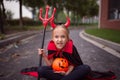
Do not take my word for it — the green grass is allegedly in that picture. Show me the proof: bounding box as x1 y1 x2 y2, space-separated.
22 25 45 30
0 34 5 40
0 25 52 40
85 28 120 44
5 25 44 31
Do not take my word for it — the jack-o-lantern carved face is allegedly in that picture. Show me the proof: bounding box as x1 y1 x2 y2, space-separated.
52 58 69 72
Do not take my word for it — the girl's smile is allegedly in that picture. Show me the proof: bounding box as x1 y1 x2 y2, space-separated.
52 26 69 50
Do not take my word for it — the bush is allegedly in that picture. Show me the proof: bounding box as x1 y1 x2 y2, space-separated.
6 19 42 26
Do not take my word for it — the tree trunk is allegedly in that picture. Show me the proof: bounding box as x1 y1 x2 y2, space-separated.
0 8 4 34
32 8 36 21
19 0 23 27
0 0 5 34
43 0 48 6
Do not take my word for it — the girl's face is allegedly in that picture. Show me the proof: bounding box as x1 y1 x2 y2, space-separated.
52 27 69 50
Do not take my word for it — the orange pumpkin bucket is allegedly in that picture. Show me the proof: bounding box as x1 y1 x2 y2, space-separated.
52 58 69 72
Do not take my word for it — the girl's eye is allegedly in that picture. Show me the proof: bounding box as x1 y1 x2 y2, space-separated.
55 35 58 38
61 35 65 38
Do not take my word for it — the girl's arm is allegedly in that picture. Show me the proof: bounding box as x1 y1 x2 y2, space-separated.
38 49 53 66
65 65 74 75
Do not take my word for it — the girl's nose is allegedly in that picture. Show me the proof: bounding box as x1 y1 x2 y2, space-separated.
58 37 62 41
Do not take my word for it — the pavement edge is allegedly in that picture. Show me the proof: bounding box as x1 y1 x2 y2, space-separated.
79 30 120 59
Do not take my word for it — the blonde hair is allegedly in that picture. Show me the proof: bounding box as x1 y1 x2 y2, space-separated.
52 24 70 39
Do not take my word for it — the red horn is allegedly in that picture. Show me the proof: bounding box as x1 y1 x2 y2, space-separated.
64 17 70 28
50 17 56 28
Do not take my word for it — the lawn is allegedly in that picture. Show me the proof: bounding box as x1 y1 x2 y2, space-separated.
85 28 120 44
0 25 46 40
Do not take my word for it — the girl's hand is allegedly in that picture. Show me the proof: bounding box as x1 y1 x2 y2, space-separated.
54 71 66 75
38 49 45 56
38 49 52 66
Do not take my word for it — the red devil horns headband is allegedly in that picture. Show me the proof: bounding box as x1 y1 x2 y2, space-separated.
50 16 71 28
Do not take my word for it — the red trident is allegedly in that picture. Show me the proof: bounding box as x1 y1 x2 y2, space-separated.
38 6 56 80
38 5 56 65
39 5 56 27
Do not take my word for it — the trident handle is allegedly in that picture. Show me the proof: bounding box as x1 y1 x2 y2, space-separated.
38 5 56 80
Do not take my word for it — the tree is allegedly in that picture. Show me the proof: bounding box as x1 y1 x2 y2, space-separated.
63 0 99 24
22 0 99 24
22 0 44 20
19 0 23 27
87 0 99 17
5 0 24 27
8 0 23 26
6 10 14 20
0 0 6 34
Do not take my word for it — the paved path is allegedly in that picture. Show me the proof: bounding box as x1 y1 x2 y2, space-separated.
0 31 38 48
0 28 120 80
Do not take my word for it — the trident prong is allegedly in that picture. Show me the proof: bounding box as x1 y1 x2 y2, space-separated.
39 5 56 27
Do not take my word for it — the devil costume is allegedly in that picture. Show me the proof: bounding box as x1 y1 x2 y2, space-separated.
21 40 116 80
47 40 83 66
21 40 90 80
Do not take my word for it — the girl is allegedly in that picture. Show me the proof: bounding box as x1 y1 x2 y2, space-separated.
38 25 91 80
